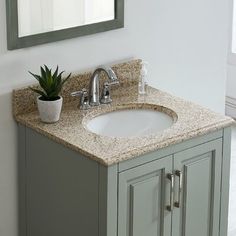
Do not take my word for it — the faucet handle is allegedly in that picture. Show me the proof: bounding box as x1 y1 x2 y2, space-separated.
100 79 119 104
100 82 113 104
71 88 90 110
71 88 88 98
107 80 119 86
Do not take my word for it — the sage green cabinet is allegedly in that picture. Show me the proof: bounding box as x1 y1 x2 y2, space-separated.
118 156 172 236
117 139 224 236
18 126 231 236
172 139 222 236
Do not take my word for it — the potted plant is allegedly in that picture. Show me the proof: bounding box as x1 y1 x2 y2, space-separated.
29 65 71 123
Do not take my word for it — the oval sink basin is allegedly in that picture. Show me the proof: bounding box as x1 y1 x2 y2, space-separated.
85 107 176 138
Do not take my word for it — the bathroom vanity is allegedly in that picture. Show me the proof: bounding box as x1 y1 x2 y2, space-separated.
14 60 234 236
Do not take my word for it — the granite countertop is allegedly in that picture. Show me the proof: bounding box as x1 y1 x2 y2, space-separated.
15 85 235 166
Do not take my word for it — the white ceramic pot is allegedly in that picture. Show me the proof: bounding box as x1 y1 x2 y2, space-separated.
37 96 63 123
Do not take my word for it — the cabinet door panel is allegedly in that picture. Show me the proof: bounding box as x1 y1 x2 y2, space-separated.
118 156 172 236
131 176 161 236
173 139 222 236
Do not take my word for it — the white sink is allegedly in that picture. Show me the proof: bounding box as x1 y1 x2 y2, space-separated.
85 108 176 138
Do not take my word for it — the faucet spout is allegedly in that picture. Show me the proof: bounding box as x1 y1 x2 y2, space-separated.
89 66 119 106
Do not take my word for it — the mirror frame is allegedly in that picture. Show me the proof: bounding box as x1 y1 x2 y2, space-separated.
6 0 124 50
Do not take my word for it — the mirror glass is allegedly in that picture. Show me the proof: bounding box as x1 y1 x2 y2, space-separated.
6 0 123 49
17 0 115 37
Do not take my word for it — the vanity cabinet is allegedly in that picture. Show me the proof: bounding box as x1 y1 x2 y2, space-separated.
118 139 222 236
172 139 222 236
18 125 231 236
118 156 172 236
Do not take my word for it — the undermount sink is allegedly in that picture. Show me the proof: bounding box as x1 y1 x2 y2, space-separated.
85 106 177 138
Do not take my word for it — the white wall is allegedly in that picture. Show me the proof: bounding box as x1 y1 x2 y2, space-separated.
0 0 229 235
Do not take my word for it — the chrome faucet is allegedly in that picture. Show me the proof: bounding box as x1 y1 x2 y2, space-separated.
71 65 119 110
89 66 119 106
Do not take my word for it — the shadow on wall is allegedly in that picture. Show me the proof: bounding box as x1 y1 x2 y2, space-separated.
0 91 18 236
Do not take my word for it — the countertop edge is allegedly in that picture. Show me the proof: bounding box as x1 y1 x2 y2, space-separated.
15 116 235 166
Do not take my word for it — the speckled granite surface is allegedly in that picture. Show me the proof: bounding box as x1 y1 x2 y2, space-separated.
12 59 142 117
14 83 235 166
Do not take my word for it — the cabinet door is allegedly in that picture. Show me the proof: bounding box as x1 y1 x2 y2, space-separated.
118 156 172 236
173 139 222 236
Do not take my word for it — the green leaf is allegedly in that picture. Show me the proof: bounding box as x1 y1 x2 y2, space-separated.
57 71 64 80
40 66 46 79
54 71 63 86
29 87 47 98
29 71 40 81
62 73 71 85
52 66 59 81
44 65 53 87
29 71 48 91
29 65 71 100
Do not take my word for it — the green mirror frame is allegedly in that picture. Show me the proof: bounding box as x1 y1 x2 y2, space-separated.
6 0 124 50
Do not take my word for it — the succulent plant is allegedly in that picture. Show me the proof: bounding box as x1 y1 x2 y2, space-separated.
29 65 71 101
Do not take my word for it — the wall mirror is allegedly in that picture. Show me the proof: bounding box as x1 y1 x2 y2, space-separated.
6 0 124 50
